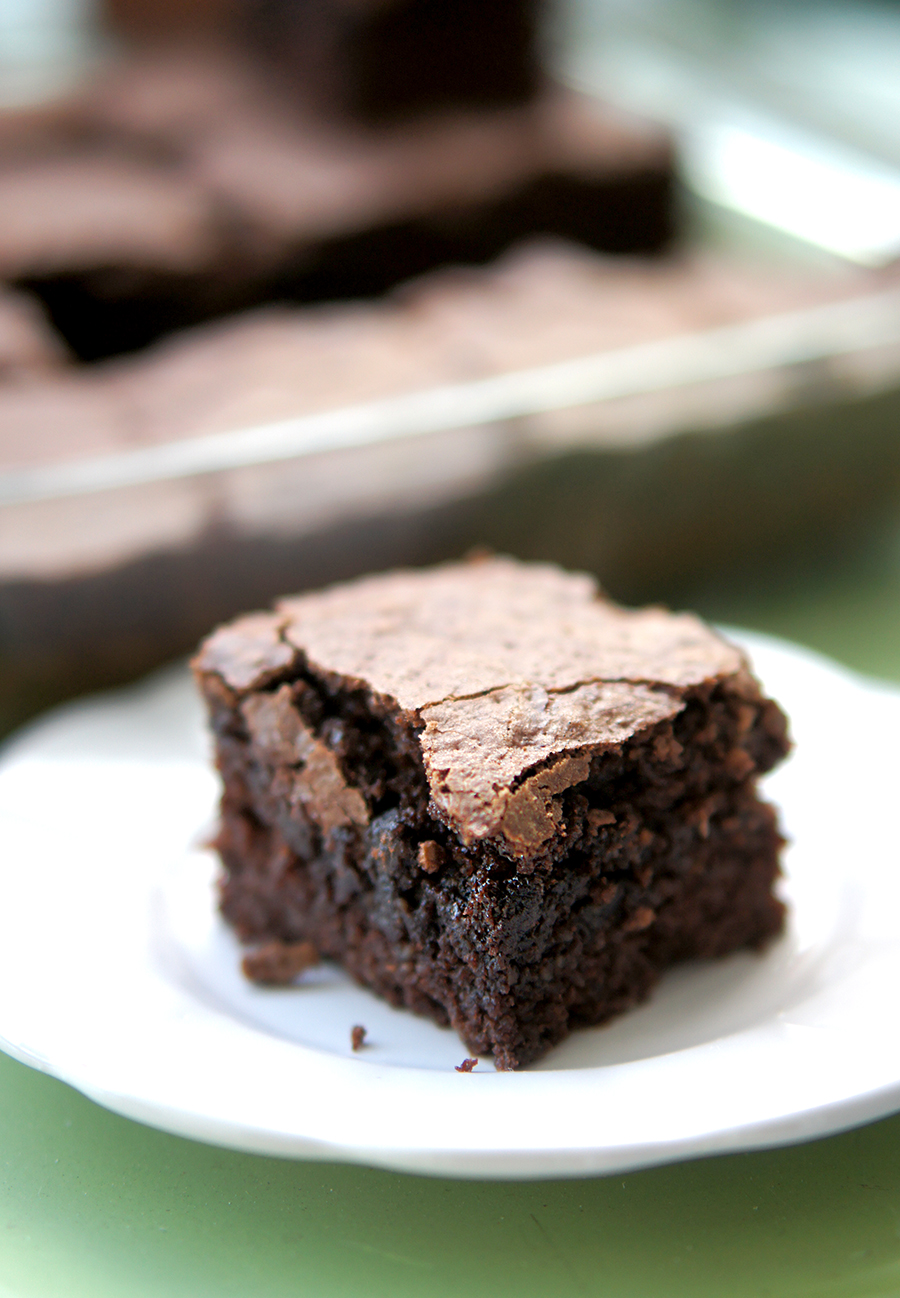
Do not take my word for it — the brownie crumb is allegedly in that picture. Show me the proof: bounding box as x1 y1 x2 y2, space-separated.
463 545 495 564
455 1058 478 1072
417 840 445 874
622 906 656 933
351 1024 367 1051
588 808 616 828
242 940 319 985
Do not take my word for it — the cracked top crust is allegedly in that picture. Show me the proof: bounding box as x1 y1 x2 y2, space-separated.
194 557 754 857
277 558 745 704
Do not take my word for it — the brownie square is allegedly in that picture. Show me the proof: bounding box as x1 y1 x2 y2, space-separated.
193 557 788 1069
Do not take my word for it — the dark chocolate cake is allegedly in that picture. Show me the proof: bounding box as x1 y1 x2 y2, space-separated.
193 556 789 1069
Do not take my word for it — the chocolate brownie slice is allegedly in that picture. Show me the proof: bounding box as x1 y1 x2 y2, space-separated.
198 556 788 1068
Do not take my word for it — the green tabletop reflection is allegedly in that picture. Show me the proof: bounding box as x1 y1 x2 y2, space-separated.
4 1047 900 1298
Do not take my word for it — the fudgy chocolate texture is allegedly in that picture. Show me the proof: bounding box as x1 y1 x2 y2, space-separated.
193 557 789 1068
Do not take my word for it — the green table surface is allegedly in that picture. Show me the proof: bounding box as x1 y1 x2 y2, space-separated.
4 530 900 1298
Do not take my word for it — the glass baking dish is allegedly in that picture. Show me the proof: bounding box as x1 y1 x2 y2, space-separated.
3 0 900 735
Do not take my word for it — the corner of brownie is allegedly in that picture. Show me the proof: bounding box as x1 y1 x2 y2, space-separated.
192 555 789 1069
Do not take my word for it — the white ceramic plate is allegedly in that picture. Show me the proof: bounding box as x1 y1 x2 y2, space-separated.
1 631 899 1180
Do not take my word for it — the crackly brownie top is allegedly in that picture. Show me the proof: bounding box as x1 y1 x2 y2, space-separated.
195 557 758 858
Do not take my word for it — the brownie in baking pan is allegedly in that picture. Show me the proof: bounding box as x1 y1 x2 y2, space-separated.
5 238 854 473
102 0 542 120
101 0 237 40
193 556 789 1069
0 285 67 378
2 238 879 743
0 41 673 359
248 0 544 121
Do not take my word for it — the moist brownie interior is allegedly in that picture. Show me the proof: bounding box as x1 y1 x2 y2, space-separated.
193 556 789 1069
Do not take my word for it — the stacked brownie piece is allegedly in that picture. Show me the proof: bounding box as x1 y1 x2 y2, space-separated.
104 0 543 123
248 0 544 121
194 556 789 1068
1 0 878 752
0 27 674 360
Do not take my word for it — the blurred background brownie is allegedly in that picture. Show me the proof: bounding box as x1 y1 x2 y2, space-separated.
3 239 895 736
247 0 544 121
0 238 871 456
102 0 238 42
2 0 899 752
103 0 544 121
0 286 67 378
0 47 674 360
